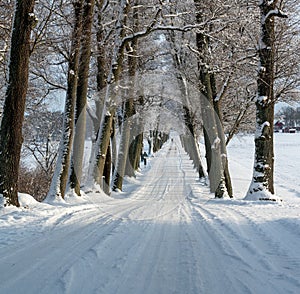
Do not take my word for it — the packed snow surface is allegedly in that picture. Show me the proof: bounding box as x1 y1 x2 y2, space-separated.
0 133 300 294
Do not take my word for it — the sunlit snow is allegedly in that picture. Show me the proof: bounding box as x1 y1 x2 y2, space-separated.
0 133 299 293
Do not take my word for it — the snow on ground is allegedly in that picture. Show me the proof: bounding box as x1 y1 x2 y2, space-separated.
0 133 300 294
227 133 300 202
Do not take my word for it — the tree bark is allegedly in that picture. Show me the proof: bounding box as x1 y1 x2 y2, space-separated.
94 113 113 185
194 0 228 198
69 0 95 196
47 0 84 200
112 107 132 191
84 0 109 192
103 140 111 195
130 131 144 171
113 5 138 190
211 75 233 197
93 0 130 190
199 72 225 196
0 0 36 206
246 1 286 200
180 81 205 179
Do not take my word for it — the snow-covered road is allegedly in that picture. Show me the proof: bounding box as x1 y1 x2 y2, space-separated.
0 136 300 293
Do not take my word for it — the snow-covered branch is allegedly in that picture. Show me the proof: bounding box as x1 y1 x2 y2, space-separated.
262 8 288 24
214 75 231 103
122 22 208 47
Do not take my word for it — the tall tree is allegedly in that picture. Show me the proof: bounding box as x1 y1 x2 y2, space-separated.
246 0 287 200
194 0 228 198
0 0 36 206
211 75 233 197
92 0 131 189
69 0 95 196
112 2 139 191
47 0 84 200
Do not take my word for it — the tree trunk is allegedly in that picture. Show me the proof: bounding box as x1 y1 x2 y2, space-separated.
147 136 152 155
103 141 111 195
112 5 138 190
92 0 130 189
112 109 132 191
181 84 205 179
111 121 117 176
199 72 225 196
126 133 137 177
0 0 36 206
94 113 114 185
194 2 228 198
211 75 233 197
47 0 84 200
84 0 107 192
246 1 286 200
69 0 95 196
131 131 144 171
131 97 146 170
96 0 106 94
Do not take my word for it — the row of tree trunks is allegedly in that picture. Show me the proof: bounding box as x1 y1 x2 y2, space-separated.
112 107 132 191
47 0 84 200
151 130 168 153
194 0 229 198
92 0 130 190
194 0 234 198
1 0 287 206
180 133 205 179
180 80 206 180
126 94 146 175
85 0 109 193
165 28 206 181
0 0 36 206
69 0 95 196
128 130 144 173
112 3 139 191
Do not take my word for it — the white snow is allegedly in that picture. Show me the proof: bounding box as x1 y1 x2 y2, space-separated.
0 133 300 293
256 95 268 104
211 136 221 150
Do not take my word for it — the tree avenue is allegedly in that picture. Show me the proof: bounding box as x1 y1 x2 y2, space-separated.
0 0 298 206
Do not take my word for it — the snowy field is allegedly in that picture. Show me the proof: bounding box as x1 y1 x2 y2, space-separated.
0 133 300 294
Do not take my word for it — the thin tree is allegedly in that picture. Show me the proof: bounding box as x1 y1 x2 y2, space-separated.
0 0 36 206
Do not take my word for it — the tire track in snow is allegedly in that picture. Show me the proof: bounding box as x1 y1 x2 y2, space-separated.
182 200 254 293
86 140 204 294
218 204 300 287
187 198 300 293
0 211 125 293
2 135 299 293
